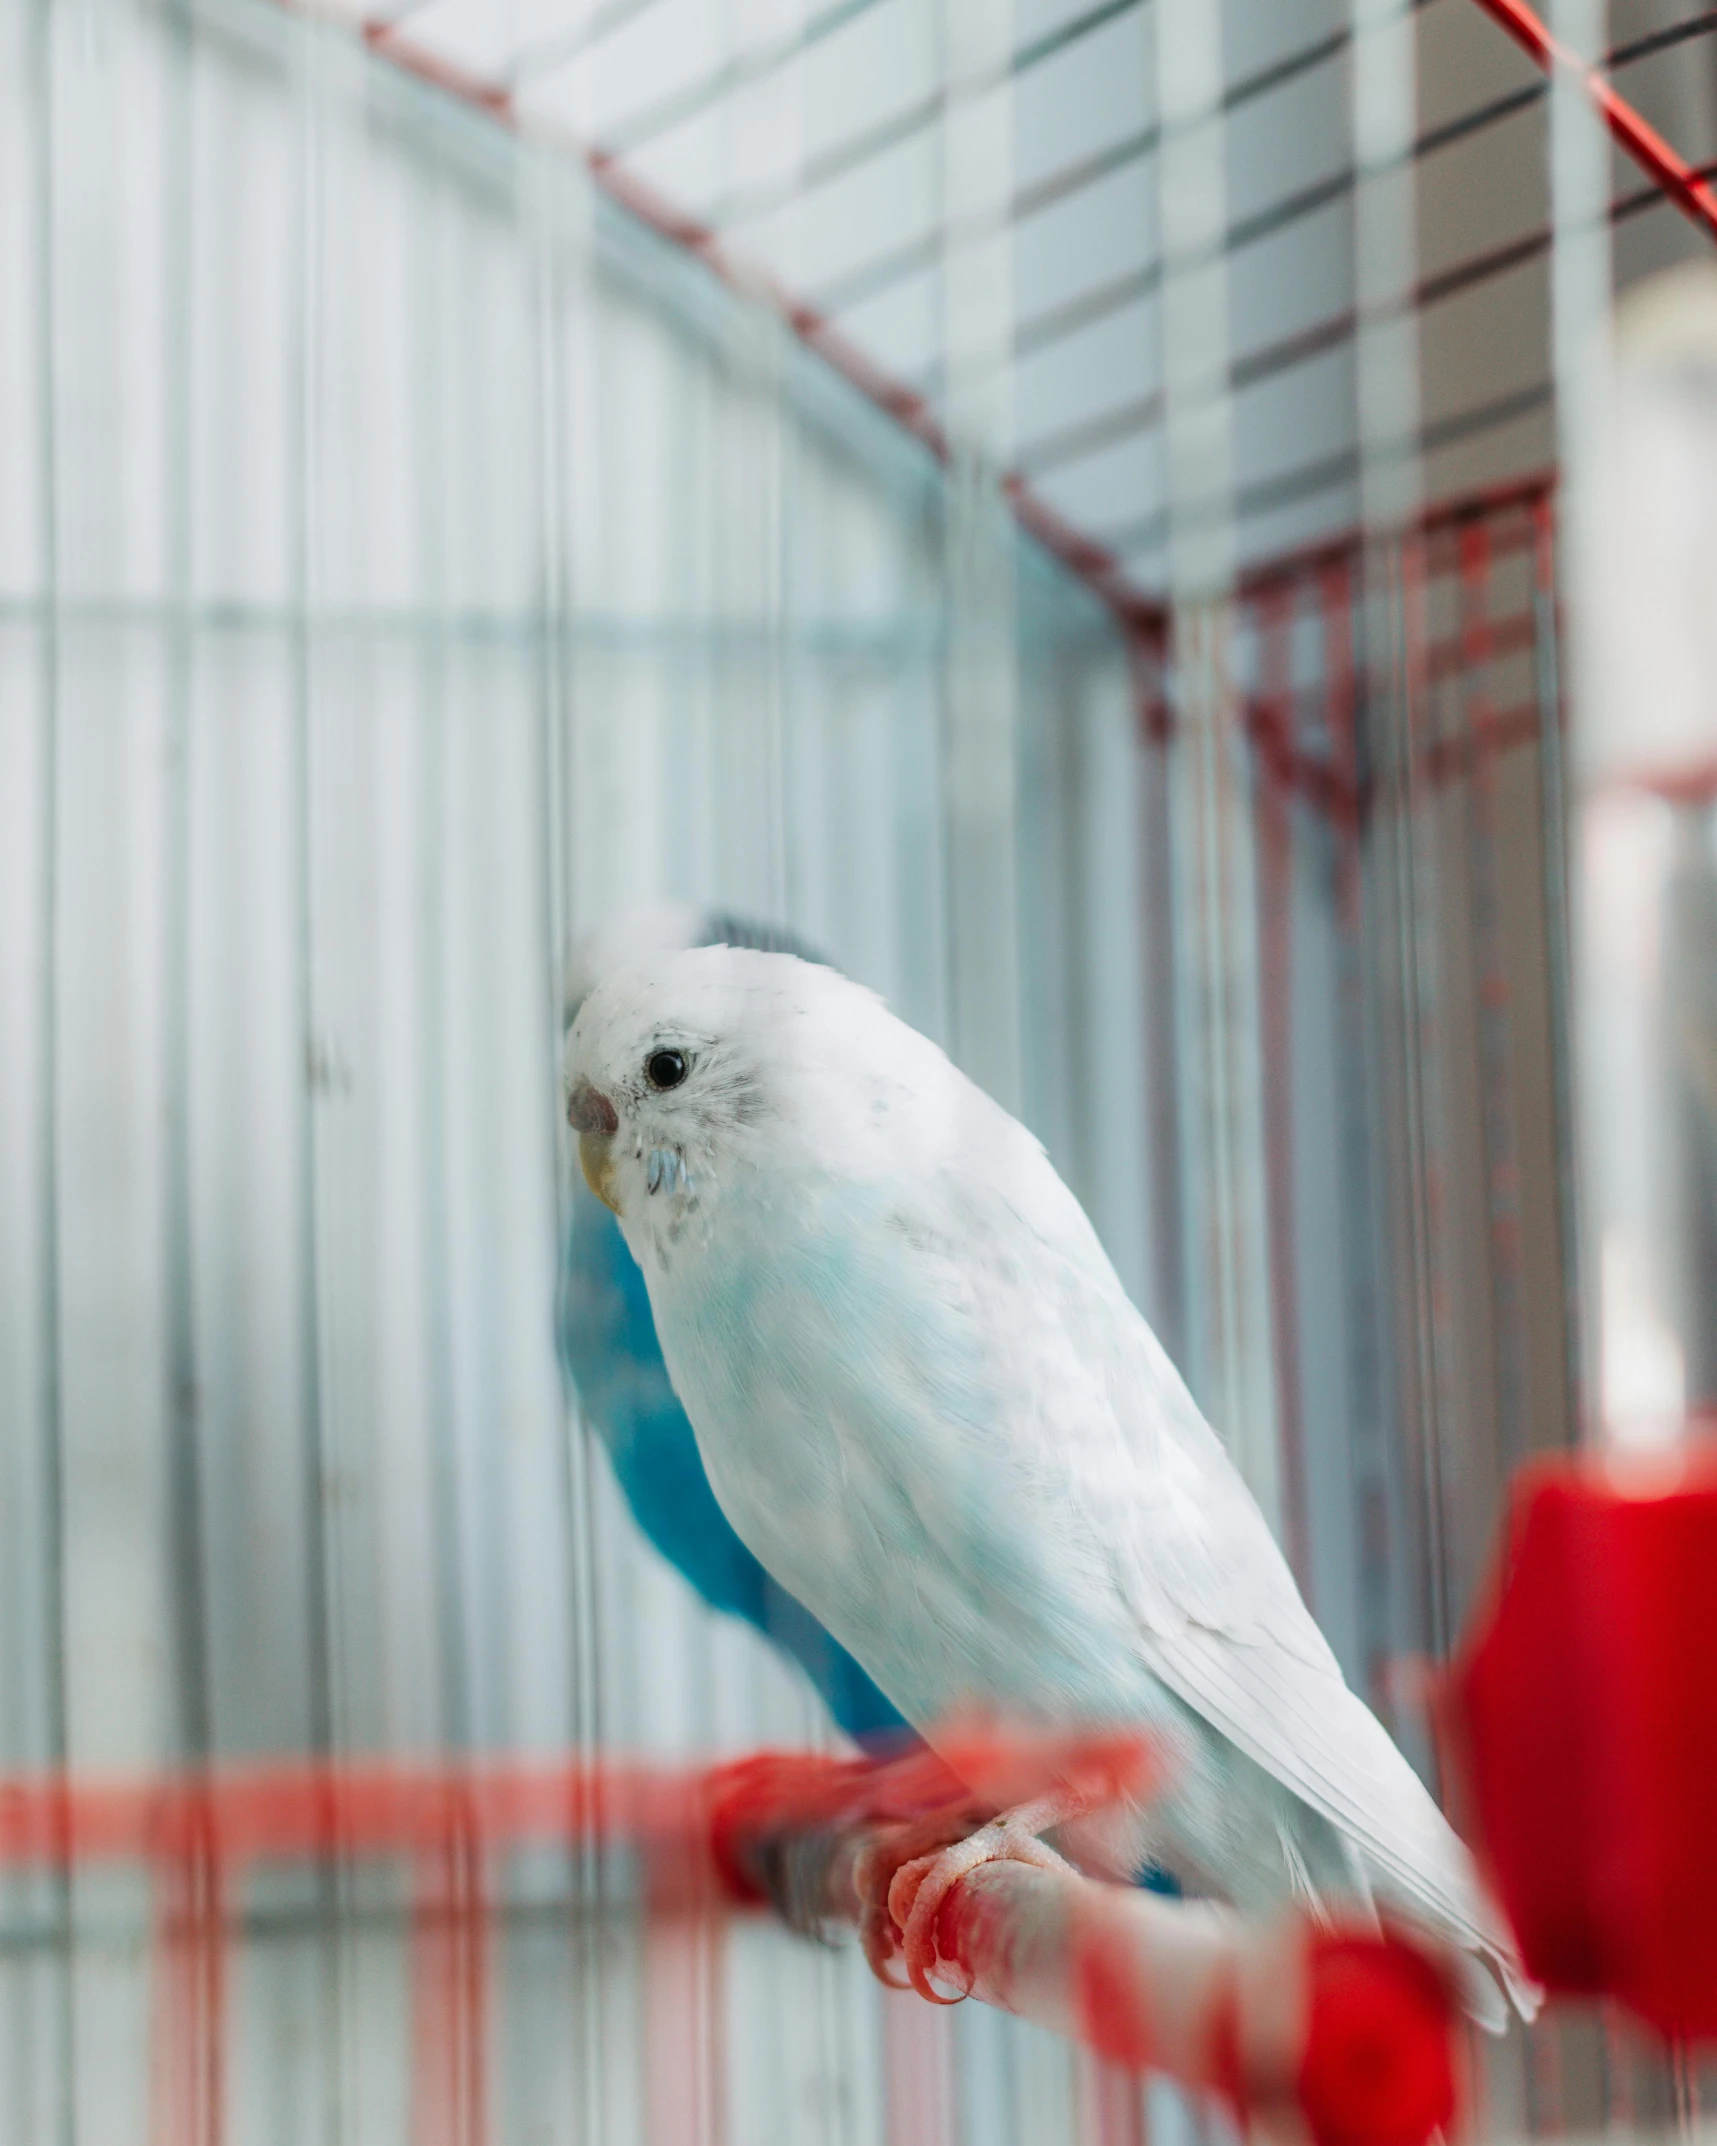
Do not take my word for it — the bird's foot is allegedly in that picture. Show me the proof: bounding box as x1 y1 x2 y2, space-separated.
849 1735 1153 2003
851 1801 991 1995
886 1796 1083 2003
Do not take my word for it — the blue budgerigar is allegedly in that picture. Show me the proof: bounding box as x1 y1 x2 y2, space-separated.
557 905 906 1746
563 945 1535 2023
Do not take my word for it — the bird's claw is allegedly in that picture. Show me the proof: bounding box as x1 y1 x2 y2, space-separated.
858 1897 914 1992
852 1805 987 1999
888 1816 1074 2004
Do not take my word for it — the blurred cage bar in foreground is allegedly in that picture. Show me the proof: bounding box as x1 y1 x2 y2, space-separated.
2 0 1717 2137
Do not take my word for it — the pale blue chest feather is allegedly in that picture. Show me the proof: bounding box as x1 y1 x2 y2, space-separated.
645 1182 1170 1731
557 1182 907 1743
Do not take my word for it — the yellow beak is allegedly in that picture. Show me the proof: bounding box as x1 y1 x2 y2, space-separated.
579 1131 620 1214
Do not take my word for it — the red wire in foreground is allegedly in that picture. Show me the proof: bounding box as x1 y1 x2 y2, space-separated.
0 1737 1458 2146
1467 0 1717 243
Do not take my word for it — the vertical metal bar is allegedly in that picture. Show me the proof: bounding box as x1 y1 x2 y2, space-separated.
1348 0 1435 1706
1322 560 1396 1708
1253 591 1312 1594
412 1800 489 2146
416 169 471 1762
762 324 791 935
1671 2042 1703 2134
1545 0 1609 1446
290 0 335 1783
561 1366 611 2146
1457 520 1530 1479
463 1833 490 2146
1366 534 1455 1682
1074 2049 1147 2146
1173 595 1281 1516
525 122 615 2146
288 19 342 2146
552 142 617 2146
1397 533 1454 1664
643 1852 725 2146
162 0 213 1773
1156 0 1283 1529
937 0 1021 1114
1136 639 1186 1368
24 0 59 1619
1530 496 1583 1447
882 1995 957 2146
151 1801 226 2146
27 0 76 2136
1323 564 1364 933
1546 19 1621 2133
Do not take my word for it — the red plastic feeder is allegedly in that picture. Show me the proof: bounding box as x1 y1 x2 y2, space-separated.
1299 1935 1457 2146
1444 1444 1717 2040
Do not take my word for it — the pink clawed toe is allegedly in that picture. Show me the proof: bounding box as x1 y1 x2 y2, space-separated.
889 1813 1074 2001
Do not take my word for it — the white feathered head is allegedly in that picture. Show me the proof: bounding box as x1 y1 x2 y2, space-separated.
563 946 959 1235
561 901 827 1028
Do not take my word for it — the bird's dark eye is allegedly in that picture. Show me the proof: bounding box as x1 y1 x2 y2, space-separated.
646 1048 688 1091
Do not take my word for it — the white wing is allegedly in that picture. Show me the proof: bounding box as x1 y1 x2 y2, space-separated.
1100 1352 1525 1994
892 1103 1532 2018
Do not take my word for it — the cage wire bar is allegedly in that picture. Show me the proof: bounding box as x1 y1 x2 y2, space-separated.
3 0 1717 2139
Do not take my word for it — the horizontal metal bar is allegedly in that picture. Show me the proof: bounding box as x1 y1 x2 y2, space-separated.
0 594 951 655
1608 4 1717 66
1098 383 1554 562
1016 263 1163 367
1014 391 1164 481
591 0 883 157
1233 471 1553 605
808 125 1163 321
505 0 672 85
0 1887 642 1960
707 0 1149 232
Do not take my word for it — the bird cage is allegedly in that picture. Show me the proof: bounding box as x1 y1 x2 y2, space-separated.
2 0 1716 2138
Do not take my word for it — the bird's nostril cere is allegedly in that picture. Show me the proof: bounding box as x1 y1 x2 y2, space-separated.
567 1082 619 1137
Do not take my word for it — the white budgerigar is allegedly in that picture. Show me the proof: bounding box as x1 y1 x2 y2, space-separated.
564 946 1533 2025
